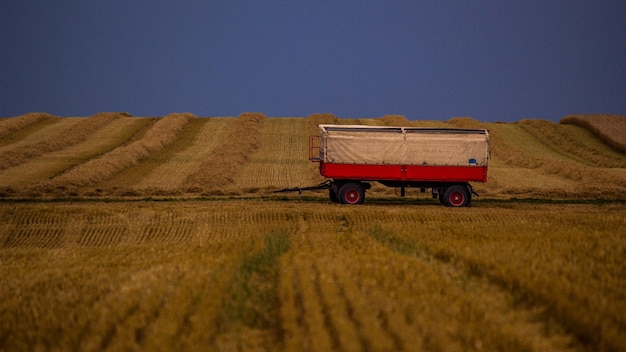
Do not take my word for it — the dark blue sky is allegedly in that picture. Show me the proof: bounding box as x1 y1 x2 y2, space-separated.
2 1 625 121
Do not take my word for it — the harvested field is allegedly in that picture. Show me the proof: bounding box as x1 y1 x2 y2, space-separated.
102 118 231 193
0 113 623 199
469 121 626 198
519 119 626 168
184 113 266 194
0 111 625 351
0 117 149 188
1 201 624 351
232 118 322 192
47 113 195 189
0 112 56 140
0 112 126 171
561 114 626 153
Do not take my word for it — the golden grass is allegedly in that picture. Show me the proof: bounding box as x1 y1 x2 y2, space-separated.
0 118 81 165
119 118 232 192
456 121 626 198
0 117 149 189
0 112 126 170
519 119 626 168
48 113 195 188
1 201 624 350
561 114 626 153
389 203 626 351
0 117 62 150
380 114 408 126
447 116 484 129
184 113 266 194
305 113 339 134
407 119 450 128
0 112 56 140
231 118 323 192
0 112 624 200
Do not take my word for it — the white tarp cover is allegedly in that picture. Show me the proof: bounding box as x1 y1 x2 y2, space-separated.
319 125 489 166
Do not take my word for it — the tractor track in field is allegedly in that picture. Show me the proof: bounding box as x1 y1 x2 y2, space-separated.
366 228 584 351
0 114 624 199
1 201 624 350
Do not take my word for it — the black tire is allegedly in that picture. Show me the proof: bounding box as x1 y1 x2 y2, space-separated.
338 182 365 204
329 189 340 203
442 185 470 207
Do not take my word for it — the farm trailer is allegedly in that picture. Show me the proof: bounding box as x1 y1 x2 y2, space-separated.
291 124 490 206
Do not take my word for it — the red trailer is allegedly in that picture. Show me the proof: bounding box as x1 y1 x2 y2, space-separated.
307 124 490 206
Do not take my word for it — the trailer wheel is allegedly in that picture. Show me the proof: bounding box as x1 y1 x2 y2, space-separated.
339 182 365 204
329 189 340 203
443 185 470 207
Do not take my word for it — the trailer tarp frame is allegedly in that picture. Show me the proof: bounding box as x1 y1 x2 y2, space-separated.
318 124 490 167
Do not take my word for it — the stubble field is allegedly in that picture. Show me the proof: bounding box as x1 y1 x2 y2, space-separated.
1 112 625 351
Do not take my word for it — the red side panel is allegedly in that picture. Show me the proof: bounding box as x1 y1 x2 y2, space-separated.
320 163 487 182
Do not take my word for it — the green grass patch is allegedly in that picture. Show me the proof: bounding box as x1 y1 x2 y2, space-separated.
224 230 290 330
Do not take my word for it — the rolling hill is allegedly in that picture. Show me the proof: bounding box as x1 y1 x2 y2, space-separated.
1 112 626 351
0 112 624 200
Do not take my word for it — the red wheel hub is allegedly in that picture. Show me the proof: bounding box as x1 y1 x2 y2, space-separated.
449 192 465 206
345 189 360 203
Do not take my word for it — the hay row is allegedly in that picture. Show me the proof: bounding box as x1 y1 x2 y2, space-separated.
183 112 266 193
231 118 322 191
0 112 127 170
0 112 624 199
560 114 626 153
48 113 195 187
380 114 408 126
449 119 626 198
124 118 231 192
305 113 339 135
0 117 149 189
519 119 626 168
0 113 57 140
497 127 626 192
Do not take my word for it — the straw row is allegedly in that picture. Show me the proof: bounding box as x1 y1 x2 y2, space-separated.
561 114 626 153
520 119 626 168
48 113 195 187
0 112 126 170
184 112 266 193
0 112 56 140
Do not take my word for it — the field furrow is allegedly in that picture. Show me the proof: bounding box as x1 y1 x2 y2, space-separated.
0 113 125 171
0 118 80 164
0 117 149 188
0 107 624 352
0 113 622 201
476 122 626 197
363 226 580 351
4 227 64 248
0 212 254 351
519 119 626 168
292 254 335 351
0 113 56 140
77 225 127 247
184 113 266 194
327 261 399 351
125 118 231 191
561 114 626 153
381 204 625 351
49 113 195 189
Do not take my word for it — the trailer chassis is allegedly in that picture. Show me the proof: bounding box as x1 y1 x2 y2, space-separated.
276 179 478 207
